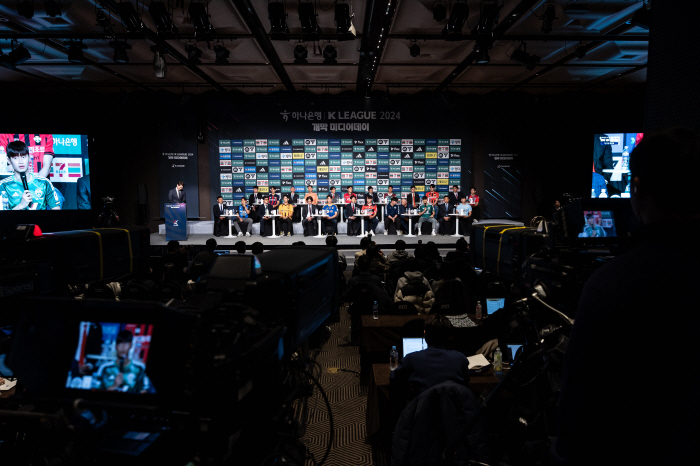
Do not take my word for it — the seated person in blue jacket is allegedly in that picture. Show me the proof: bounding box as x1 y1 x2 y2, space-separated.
390 314 470 396
321 195 339 235
233 197 253 237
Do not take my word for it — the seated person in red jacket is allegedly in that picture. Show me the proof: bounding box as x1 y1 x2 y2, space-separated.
390 314 470 396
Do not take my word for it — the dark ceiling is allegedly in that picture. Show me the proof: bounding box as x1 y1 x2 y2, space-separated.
0 0 649 95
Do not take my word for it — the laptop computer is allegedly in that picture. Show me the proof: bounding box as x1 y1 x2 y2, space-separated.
402 337 427 358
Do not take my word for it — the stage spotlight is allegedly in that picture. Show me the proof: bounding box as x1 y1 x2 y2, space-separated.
474 47 490 64
214 43 230 65
410 43 420 58
433 2 446 22
511 45 540 71
476 0 500 34
149 1 178 34
109 41 131 64
185 43 203 65
294 44 308 64
442 2 469 41
189 2 215 38
268 2 289 40
335 2 356 41
542 2 555 34
299 2 322 41
151 46 167 78
44 0 61 17
67 42 86 64
323 44 337 64
0 44 31 70
18 1 34 19
116 1 143 32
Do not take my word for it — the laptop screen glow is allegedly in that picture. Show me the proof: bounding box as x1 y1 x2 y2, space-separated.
402 337 427 358
486 298 505 315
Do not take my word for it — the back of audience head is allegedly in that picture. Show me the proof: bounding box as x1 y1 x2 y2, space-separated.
167 240 180 252
367 244 380 260
293 241 306 246
360 236 372 250
251 242 264 255
325 235 338 248
424 314 452 348
455 238 468 253
205 238 217 252
357 255 371 272
395 239 406 251
434 280 468 311
235 241 246 254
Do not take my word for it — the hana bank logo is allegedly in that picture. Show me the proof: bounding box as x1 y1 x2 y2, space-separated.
172 164 185 168
173 220 178 227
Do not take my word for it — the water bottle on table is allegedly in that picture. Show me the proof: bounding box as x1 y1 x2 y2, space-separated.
372 300 379 320
475 300 482 320
494 347 503 375
390 346 398 371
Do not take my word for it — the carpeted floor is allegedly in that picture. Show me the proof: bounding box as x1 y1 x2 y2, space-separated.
297 305 390 466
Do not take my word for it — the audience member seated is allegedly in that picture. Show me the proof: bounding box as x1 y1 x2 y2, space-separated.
366 244 390 276
354 236 373 262
394 265 435 314
235 241 246 254
434 280 474 328
431 262 460 295
162 240 188 271
390 314 470 395
192 238 218 272
411 246 433 272
341 256 390 308
326 235 347 274
388 239 413 264
424 241 443 265
393 262 432 300
251 241 264 255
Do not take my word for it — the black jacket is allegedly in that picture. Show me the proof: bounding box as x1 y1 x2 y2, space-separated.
213 202 228 218
364 192 380 204
286 192 300 204
300 203 315 219
345 202 360 218
448 191 463 206
438 203 454 218
406 192 421 208
168 188 186 203
392 381 490 466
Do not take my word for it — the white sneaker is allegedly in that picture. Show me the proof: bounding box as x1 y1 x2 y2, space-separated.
431 230 436 236
398 231 403 236
237 232 243 237
370 230 375 236
473 219 479 223
417 230 422 236
245 232 251 237
384 231 388 235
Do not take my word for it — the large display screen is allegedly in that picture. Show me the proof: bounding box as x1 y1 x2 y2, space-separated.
591 132 643 198
0 133 91 210
216 138 463 206
66 321 156 394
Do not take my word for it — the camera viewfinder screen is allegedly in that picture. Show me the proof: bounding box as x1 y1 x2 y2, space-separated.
579 211 617 238
66 321 156 394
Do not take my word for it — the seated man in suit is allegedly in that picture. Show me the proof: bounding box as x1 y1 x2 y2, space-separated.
232 197 253 237
384 197 400 235
406 185 420 209
438 194 455 235
259 196 275 237
286 186 300 205
321 195 339 235
390 314 470 395
213 195 229 237
301 196 317 237
168 181 186 203
248 186 263 221
345 195 361 236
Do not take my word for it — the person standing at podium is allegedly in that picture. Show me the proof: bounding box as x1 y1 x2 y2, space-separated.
213 195 229 237
168 181 186 203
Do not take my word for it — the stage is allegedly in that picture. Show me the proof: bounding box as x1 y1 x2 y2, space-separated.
150 219 524 248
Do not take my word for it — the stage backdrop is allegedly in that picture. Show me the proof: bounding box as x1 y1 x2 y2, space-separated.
157 108 199 218
207 97 471 208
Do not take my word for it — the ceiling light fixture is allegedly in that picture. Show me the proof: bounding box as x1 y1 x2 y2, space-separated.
294 44 308 64
442 1 469 41
17 1 34 19
109 41 131 64
323 44 337 64
335 2 356 41
44 0 61 17
511 43 540 70
185 43 203 65
0 42 31 70
410 42 420 58
214 43 230 65
67 41 86 64
151 45 167 78
149 1 178 34
189 1 215 40
268 1 289 40
541 1 556 34
476 0 500 34
299 1 322 42
116 1 143 32
474 46 490 64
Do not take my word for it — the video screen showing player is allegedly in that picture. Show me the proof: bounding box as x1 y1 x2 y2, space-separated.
66 321 156 394
592 133 644 198
0 133 90 210
579 211 617 238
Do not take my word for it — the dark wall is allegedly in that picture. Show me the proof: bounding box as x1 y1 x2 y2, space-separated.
0 88 644 234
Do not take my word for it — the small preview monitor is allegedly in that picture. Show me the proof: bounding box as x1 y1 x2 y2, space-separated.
591 132 643 199
66 321 156 394
579 211 617 238
485 298 505 315
402 337 427 358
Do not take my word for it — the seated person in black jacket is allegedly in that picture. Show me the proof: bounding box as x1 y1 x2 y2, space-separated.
390 314 470 396
438 195 455 235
